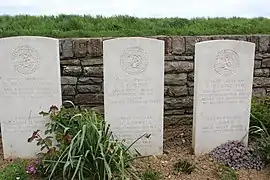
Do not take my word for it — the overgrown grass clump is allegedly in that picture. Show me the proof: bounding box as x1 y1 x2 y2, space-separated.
173 159 195 174
250 96 270 164
0 15 270 37
139 169 162 180
216 164 238 180
27 102 141 180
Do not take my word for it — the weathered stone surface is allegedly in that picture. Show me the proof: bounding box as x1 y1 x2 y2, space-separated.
88 38 102 57
254 60 262 69
255 53 263 60
75 94 104 104
103 37 164 156
83 67 103 77
253 77 270 87
62 66 82 76
81 58 103 66
62 96 75 102
172 37 185 55
165 85 188 97
175 56 193 61
62 85 76 96
61 76 77 85
259 36 270 52
164 109 185 115
263 53 270 58
78 77 103 84
185 36 197 54
262 58 270 67
212 35 247 41
186 36 212 54
193 40 255 154
56 37 270 127
60 59 81 66
61 39 74 58
247 36 259 52
77 105 105 115
187 81 194 87
77 85 101 93
59 39 63 54
185 109 193 114
155 36 172 54
187 72 194 81
165 55 174 61
0 36 62 159
164 96 193 109
165 61 193 73
252 88 266 97
91 105 104 114
188 87 194 95
73 39 88 57
254 68 270 77
164 73 187 85
164 115 193 125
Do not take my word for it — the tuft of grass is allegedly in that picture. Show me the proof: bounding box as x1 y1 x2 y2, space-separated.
173 159 195 174
217 165 238 180
0 159 29 180
250 124 270 164
250 97 270 134
249 96 270 164
139 169 162 180
28 103 145 180
0 15 269 37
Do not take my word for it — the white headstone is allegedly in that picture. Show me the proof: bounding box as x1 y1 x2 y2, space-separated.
0 36 62 159
192 40 255 154
103 37 164 156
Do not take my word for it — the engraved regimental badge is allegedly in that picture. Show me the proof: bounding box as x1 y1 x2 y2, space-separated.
214 49 239 76
120 47 148 75
12 45 40 75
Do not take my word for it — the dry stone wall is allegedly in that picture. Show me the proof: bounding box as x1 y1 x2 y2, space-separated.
59 35 270 125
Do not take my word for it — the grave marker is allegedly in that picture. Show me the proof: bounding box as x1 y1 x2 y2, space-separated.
0 36 62 159
103 37 164 156
192 40 255 154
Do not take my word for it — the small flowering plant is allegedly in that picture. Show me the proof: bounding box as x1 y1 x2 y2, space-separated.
27 105 64 176
26 158 44 178
26 159 38 175
27 102 142 179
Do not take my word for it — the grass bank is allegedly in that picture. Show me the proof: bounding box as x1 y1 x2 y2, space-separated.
0 15 269 37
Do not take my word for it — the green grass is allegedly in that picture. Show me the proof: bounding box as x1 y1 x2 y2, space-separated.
139 169 162 180
173 159 196 174
0 15 269 37
0 159 30 180
217 165 238 180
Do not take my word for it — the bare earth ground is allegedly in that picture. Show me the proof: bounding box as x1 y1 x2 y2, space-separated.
0 124 269 180
133 124 270 180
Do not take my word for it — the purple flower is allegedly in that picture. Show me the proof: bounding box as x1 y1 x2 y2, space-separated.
26 165 36 174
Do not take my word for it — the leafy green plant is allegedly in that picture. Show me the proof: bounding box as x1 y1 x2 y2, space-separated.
250 123 270 164
216 164 238 180
28 103 144 180
249 96 270 164
173 159 195 174
139 169 162 180
250 97 270 134
0 159 29 180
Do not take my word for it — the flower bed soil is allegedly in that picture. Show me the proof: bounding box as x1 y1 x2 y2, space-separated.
0 124 269 180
